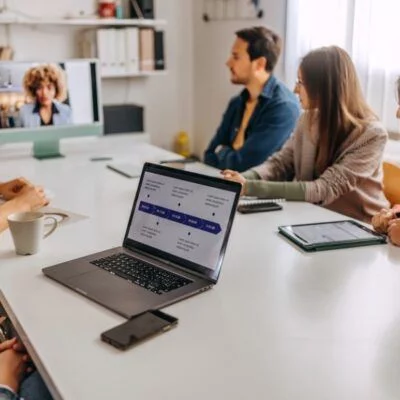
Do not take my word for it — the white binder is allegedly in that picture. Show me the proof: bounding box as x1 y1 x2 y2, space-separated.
115 29 127 75
106 28 119 76
125 27 139 74
96 29 112 76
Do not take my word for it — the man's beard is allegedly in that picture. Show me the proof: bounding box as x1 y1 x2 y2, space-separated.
230 74 248 85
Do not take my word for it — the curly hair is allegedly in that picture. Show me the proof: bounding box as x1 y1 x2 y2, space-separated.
23 64 68 102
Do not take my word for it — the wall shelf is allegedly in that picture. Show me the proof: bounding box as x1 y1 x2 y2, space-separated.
0 17 167 27
0 15 168 77
102 71 167 79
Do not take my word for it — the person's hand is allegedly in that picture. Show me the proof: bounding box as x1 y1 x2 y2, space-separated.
392 204 400 215
221 169 246 195
388 219 400 246
15 186 49 211
0 337 33 375
215 145 227 154
0 337 30 360
0 348 28 393
0 338 18 353
371 209 395 234
0 178 32 200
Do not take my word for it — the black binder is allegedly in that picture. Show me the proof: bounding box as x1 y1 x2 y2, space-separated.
130 0 154 19
154 31 165 70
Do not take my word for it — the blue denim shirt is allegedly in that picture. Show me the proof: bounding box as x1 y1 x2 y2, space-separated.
204 75 300 172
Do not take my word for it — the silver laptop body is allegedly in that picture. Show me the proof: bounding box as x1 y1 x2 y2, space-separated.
43 163 241 318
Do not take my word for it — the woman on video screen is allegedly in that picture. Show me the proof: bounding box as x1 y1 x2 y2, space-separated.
19 63 72 127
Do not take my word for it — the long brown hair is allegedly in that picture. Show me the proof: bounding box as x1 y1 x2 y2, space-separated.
299 46 376 174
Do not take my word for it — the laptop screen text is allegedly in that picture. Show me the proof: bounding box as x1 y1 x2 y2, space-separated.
128 171 236 271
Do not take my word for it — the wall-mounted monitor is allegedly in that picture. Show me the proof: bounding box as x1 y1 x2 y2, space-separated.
0 59 102 159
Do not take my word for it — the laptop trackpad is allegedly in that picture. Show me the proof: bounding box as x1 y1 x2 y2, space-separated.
67 269 157 317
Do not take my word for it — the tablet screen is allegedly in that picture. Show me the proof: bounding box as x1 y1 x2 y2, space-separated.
290 221 377 244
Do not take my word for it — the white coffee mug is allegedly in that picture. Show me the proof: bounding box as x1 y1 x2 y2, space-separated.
7 212 58 255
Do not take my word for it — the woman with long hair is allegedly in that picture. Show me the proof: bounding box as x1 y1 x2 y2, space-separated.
222 46 389 223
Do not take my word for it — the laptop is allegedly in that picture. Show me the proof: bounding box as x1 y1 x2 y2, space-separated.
43 163 241 318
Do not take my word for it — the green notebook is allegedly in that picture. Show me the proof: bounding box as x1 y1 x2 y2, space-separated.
278 220 387 252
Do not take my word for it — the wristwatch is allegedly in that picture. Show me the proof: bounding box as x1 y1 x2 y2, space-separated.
0 317 12 343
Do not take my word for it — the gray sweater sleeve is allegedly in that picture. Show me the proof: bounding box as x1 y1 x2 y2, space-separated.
242 170 261 180
242 161 306 200
244 180 306 200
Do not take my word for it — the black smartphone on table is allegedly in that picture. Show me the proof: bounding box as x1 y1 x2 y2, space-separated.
101 310 178 350
237 201 282 214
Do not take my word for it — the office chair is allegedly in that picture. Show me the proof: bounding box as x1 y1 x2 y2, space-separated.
383 161 400 205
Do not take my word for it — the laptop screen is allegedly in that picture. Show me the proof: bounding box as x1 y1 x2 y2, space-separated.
123 163 241 282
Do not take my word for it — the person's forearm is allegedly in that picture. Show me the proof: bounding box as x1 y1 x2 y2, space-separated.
0 198 30 233
244 180 306 200
242 170 260 180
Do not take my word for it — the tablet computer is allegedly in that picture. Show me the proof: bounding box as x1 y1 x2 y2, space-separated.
278 220 387 252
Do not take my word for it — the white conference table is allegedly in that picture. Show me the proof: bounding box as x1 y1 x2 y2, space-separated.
0 135 400 400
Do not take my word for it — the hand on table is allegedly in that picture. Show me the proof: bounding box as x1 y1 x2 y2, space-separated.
388 219 400 246
371 209 395 234
15 186 49 211
220 169 246 195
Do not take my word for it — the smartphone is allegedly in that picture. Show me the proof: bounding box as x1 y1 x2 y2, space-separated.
237 202 282 214
101 310 178 350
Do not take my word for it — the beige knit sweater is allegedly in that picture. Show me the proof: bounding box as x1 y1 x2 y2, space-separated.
245 112 390 223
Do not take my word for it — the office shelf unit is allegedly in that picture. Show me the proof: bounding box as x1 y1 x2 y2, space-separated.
0 17 166 27
0 17 167 79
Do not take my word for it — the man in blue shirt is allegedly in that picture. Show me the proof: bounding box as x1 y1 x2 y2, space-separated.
204 27 300 172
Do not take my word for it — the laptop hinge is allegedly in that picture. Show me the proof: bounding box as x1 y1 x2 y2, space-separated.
125 247 215 284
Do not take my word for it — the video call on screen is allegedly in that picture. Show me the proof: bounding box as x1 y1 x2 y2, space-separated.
0 61 99 130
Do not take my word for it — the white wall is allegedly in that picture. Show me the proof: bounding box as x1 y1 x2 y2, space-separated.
192 0 288 157
0 0 194 150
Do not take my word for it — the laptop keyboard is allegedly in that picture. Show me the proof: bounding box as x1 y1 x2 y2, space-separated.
90 253 192 295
